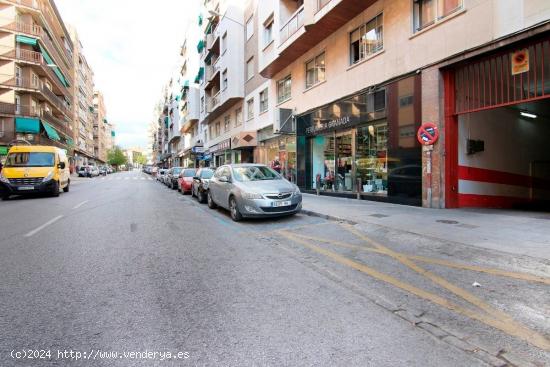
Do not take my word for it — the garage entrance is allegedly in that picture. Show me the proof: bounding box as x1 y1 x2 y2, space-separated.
445 36 550 209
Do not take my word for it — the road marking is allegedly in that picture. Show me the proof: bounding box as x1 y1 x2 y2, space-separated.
24 215 64 237
279 229 550 351
73 200 89 209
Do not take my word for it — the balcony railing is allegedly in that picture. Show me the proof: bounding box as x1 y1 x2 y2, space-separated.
279 6 304 44
0 20 42 36
208 91 220 112
0 75 40 90
0 102 39 116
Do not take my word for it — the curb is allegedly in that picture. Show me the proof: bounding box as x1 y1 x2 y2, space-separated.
300 209 357 225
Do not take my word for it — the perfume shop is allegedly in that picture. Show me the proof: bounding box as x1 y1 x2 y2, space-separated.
296 75 423 204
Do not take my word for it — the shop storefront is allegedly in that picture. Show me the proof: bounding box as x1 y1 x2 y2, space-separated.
296 75 422 204
231 131 256 165
256 126 297 183
180 145 204 168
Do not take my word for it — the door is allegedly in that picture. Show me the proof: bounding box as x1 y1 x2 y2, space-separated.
218 166 233 209
335 132 353 191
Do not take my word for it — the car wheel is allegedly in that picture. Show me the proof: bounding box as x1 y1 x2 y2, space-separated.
51 181 60 197
229 196 242 222
63 180 70 192
207 191 217 209
1 194 9 201
197 190 205 203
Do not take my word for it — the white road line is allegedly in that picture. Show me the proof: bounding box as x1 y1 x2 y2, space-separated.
24 215 64 237
73 200 89 209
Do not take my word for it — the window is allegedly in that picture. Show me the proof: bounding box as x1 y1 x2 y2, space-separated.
263 16 273 46
247 98 254 120
235 108 243 127
246 16 254 41
350 14 383 65
246 57 254 80
413 0 462 32
222 69 228 90
305 52 325 89
221 32 227 53
200 96 205 112
224 115 231 131
215 121 220 137
31 73 39 88
209 124 213 139
277 75 292 103
259 88 268 113
15 95 21 114
0 118 4 137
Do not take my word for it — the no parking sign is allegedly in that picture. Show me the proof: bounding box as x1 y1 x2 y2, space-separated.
417 122 439 146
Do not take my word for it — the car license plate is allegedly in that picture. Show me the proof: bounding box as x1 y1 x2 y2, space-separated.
273 200 291 207
17 186 34 191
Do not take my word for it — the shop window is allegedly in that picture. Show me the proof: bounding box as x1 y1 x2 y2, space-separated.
235 108 242 127
350 14 383 65
413 0 462 32
224 115 231 132
305 52 325 89
259 88 268 113
277 75 292 103
247 98 254 120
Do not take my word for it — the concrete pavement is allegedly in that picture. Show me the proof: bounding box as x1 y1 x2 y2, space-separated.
0 171 548 366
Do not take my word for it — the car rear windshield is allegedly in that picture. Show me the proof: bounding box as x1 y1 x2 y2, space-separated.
232 166 281 182
183 169 196 177
172 167 183 175
5 152 55 167
200 170 214 179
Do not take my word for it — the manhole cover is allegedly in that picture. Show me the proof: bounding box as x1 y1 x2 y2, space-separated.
436 219 459 224
370 214 389 218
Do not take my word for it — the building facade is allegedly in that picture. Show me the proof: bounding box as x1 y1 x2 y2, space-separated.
92 90 108 163
0 0 75 162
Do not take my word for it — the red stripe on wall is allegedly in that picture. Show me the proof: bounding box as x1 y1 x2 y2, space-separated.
458 165 550 190
458 194 530 208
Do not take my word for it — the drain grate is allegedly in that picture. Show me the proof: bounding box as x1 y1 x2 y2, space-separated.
436 219 460 225
370 214 390 218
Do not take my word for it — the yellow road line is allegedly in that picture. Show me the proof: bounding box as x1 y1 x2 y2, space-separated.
279 230 550 351
287 232 550 285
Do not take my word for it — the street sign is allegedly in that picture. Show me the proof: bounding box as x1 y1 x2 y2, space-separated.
417 122 439 146
511 49 529 75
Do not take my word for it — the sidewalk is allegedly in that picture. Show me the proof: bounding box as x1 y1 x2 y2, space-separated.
301 194 550 260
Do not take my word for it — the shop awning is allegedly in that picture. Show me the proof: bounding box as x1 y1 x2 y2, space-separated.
15 117 40 134
41 121 61 141
197 40 204 53
16 35 37 46
0 146 8 155
38 44 69 87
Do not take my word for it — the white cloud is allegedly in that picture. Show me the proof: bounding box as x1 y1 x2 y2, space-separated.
55 0 199 149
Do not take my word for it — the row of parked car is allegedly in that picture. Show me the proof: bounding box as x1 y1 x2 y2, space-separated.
77 165 114 177
148 164 302 222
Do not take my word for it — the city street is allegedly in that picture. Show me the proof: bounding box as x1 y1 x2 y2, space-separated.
0 170 548 366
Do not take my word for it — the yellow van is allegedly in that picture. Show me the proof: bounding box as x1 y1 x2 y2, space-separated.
0 145 70 200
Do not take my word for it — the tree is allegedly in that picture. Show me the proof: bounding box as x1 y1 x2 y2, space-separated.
134 154 147 166
107 146 127 168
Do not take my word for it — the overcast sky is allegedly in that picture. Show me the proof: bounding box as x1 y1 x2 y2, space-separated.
55 0 199 149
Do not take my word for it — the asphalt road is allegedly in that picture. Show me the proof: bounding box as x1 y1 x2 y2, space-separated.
0 170 548 366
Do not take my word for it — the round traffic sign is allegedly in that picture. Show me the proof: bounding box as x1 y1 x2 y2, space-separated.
417 122 439 145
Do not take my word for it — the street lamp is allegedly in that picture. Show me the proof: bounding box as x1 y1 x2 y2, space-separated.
208 9 245 28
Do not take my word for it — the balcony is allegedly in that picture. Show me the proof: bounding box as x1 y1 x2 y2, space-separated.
279 6 304 44
260 0 376 78
204 63 220 90
0 102 39 116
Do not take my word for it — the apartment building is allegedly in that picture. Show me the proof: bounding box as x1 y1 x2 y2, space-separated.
92 90 107 163
0 0 74 161
178 37 202 168
69 26 95 168
252 0 550 209
199 0 250 167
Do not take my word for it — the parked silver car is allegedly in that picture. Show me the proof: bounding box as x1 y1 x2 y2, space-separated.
206 164 302 221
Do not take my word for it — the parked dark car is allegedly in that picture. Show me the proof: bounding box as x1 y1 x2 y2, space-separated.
167 167 183 189
387 164 422 198
191 167 214 203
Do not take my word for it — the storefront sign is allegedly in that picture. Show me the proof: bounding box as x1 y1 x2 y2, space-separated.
511 49 529 75
209 139 231 153
305 116 351 135
191 146 204 153
417 122 439 145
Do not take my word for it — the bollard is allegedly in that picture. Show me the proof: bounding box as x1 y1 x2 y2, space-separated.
356 177 362 200
316 174 321 196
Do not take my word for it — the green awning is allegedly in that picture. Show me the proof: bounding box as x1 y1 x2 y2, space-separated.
66 138 74 146
38 44 69 87
16 35 37 46
41 121 60 141
15 117 40 133
89 106 94 112
103 118 108 124
164 116 170 128
111 131 115 137
184 80 189 88
198 14 203 26
0 146 8 155
205 21 213 35
197 40 204 53
175 95 181 101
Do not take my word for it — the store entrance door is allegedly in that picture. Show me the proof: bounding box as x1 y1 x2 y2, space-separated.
335 132 353 191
